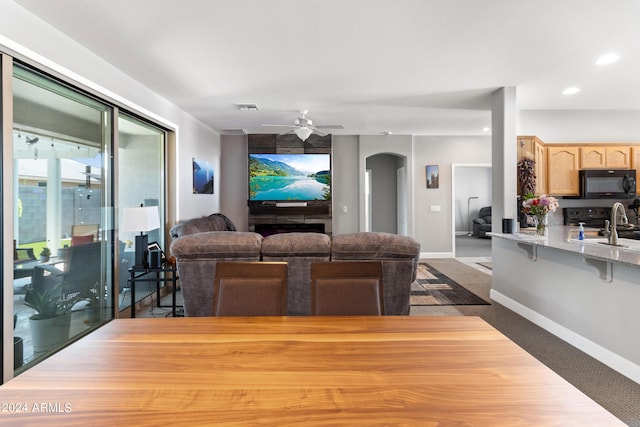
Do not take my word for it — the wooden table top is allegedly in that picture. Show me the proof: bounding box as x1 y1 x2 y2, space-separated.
0 316 622 426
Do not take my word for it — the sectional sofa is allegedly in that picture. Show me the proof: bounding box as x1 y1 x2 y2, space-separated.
169 215 420 316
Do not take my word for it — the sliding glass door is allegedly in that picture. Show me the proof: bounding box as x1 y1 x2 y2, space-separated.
12 63 114 372
116 114 165 312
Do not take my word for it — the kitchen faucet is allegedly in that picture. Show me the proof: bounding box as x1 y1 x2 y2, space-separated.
603 202 629 246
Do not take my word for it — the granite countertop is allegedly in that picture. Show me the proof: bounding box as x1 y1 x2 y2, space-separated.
489 225 640 269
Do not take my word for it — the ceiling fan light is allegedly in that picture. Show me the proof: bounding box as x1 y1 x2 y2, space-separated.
294 127 313 141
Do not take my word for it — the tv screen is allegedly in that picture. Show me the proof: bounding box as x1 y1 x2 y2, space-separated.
249 154 331 201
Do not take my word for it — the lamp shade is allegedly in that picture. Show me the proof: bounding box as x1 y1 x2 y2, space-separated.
294 127 313 141
121 206 160 233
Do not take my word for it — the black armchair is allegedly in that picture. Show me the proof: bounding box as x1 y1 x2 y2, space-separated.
472 206 492 238
32 241 102 299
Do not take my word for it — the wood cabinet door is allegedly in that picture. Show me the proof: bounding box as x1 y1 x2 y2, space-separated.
547 146 580 196
580 146 606 169
534 141 547 194
605 146 631 168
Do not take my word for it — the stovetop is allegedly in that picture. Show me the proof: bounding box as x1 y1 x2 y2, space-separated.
563 206 640 239
563 207 611 227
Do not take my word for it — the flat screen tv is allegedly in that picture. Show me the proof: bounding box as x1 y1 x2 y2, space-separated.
249 154 331 201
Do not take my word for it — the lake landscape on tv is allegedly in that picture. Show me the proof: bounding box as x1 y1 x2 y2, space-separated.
249 154 331 201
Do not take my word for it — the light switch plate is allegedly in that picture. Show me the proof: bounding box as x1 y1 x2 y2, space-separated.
430 205 441 212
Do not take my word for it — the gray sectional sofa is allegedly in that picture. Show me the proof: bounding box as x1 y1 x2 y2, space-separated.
169 215 420 317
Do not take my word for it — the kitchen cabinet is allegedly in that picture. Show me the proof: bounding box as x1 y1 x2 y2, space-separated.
606 146 631 168
580 146 605 168
630 146 640 170
580 145 631 169
547 146 580 196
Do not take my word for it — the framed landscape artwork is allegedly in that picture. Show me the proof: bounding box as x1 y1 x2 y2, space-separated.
192 157 214 194
426 165 439 189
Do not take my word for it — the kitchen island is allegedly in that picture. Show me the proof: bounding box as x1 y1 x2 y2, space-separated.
490 226 640 384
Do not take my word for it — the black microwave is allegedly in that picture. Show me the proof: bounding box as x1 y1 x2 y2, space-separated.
579 169 636 199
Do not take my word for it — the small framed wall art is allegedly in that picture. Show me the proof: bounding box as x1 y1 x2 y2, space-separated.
426 165 439 189
192 157 214 194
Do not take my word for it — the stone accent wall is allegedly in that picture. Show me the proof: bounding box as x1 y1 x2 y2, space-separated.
247 133 332 235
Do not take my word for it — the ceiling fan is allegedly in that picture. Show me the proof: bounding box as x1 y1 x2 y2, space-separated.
263 110 344 141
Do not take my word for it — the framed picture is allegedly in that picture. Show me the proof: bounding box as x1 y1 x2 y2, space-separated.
426 165 439 189
147 241 166 266
192 157 214 194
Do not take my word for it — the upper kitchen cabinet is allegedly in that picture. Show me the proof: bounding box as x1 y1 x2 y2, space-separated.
547 146 580 196
580 146 631 169
517 136 547 195
630 146 640 170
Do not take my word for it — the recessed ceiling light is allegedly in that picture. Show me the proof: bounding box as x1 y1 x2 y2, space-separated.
596 53 620 66
482 127 490 132
562 87 580 95
235 103 259 111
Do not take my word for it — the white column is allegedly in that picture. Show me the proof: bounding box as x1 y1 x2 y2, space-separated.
491 87 518 234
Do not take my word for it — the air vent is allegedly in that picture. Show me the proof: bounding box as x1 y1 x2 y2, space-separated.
220 129 248 135
235 103 259 111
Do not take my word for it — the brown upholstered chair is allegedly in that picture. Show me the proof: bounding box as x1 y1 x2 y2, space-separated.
213 262 288 316
310 261 384 316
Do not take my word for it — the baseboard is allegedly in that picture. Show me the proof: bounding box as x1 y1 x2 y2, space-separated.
420 251 453 259
490 289 640 385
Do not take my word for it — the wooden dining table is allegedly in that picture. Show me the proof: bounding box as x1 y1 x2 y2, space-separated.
0 316 623 426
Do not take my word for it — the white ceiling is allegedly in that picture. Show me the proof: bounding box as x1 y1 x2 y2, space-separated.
15 0 640 137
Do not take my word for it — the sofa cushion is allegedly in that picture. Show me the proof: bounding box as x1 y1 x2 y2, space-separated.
262 232 331 257
170 231 262 259
331 232 420 260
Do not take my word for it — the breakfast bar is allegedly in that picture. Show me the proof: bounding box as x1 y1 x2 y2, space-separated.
0 316 622 425
491 226 640 385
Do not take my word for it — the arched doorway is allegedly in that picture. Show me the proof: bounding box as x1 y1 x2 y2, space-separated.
364 153 408 235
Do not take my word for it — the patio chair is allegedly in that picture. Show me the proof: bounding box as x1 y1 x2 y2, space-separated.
32 241 102 299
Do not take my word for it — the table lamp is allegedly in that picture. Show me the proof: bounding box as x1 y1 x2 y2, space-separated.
121 205 160 269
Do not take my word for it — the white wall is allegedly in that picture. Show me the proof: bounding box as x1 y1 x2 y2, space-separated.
520 110 640 142
413 136 492 256
220 135 249 231
332 135 359 235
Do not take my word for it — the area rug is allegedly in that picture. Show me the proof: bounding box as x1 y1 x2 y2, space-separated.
477 262 492 270
411 261 490 306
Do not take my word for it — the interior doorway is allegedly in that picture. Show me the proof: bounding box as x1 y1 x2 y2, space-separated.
452 164 492 257
364 153 408 234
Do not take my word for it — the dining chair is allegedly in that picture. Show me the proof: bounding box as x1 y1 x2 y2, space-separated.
310 261 384 315
213 262 288 316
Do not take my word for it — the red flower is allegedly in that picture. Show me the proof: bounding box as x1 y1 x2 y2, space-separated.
532 199 539 205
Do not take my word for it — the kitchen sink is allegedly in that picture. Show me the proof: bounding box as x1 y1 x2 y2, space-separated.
569 237 640 251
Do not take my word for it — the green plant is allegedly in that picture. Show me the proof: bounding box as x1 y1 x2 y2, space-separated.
24 288 78 320
40 247 51 258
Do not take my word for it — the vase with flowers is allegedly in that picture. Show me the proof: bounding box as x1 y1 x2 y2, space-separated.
521 192 559 236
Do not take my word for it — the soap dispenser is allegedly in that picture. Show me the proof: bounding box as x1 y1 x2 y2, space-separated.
578 222 585 240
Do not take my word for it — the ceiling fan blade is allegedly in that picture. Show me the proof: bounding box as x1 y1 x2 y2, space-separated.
262 124 296 128
315 124 344 129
